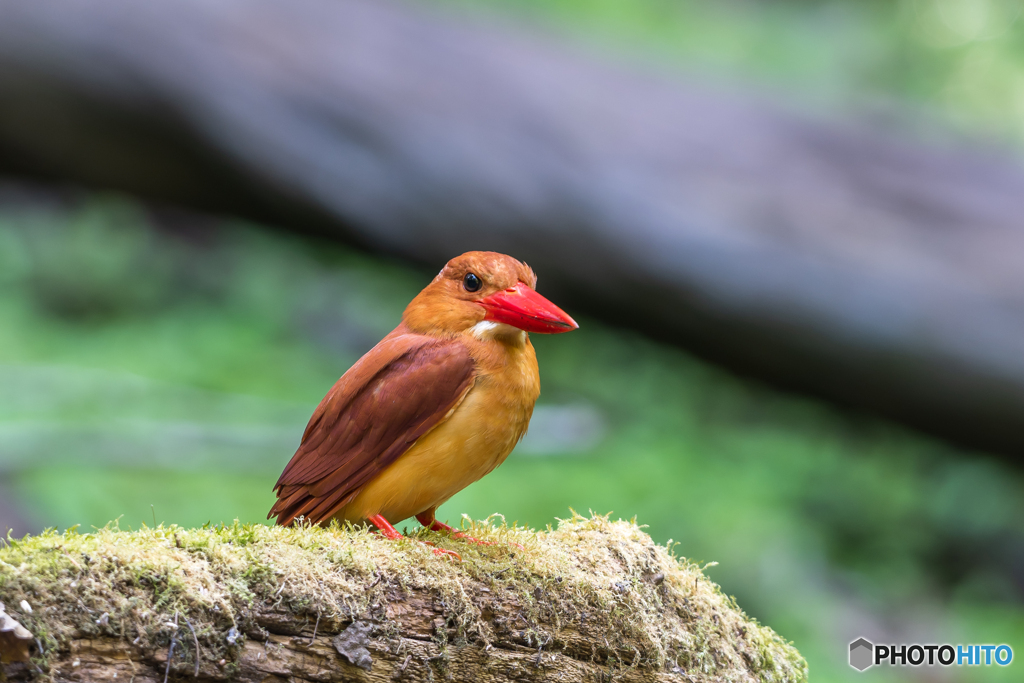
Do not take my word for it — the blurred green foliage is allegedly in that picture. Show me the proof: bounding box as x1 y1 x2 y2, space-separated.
4 1 1024 681
1 194 1022 682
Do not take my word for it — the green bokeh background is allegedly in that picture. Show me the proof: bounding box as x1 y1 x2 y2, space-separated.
4 1 1024 681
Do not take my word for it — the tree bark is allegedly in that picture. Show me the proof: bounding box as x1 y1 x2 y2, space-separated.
0 518 806 682
2 0 1024 454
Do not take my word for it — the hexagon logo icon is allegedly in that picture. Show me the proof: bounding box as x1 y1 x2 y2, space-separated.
849 638 874 671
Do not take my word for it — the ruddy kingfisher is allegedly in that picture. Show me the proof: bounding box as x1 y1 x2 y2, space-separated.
269 252 578 554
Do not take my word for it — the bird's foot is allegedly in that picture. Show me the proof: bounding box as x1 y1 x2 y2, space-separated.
368 515 460 560
422 542 462 561
416 513 524 550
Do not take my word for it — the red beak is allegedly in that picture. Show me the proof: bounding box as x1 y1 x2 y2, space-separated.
477 282 578 334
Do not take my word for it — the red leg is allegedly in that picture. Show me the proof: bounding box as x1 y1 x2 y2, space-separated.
367 514 402 540
368 514 459 560
416 510 508 547
415 510 457 534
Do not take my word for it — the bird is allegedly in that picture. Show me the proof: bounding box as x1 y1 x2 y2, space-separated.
269 251 577 554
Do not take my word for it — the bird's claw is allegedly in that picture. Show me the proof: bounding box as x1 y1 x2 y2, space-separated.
448 533 523 551
367 515 459 559
450 531 494 546
418 517 525 551
422 540 461 561
438 530 525 554
432 547 462 561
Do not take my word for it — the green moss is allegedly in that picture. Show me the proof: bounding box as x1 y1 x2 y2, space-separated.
1 514 806 681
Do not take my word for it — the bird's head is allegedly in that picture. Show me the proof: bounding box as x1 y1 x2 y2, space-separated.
403 251 578 340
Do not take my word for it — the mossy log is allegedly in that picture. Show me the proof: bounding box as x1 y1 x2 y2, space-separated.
0 515 806 683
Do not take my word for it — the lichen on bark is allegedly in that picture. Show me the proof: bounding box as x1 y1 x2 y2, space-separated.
0 513 806 682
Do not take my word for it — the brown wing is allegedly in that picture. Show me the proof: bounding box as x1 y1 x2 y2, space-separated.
269 333 476 526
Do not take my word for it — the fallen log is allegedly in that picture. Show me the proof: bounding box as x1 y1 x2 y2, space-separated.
2 0 1024 454
0 515 805 682
0 478 31 540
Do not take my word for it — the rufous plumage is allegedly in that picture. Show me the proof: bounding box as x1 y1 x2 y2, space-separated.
269 252 577 552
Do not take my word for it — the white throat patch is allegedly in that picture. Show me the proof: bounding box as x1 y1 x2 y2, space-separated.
471 320 525 342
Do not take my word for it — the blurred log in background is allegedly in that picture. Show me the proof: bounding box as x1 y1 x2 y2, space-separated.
4 2 1024 682
3 0 1024 455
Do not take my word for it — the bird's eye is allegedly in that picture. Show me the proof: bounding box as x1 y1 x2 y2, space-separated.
463 273 482 292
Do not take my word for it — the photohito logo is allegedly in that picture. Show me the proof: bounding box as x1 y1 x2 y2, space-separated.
849 638 1013 671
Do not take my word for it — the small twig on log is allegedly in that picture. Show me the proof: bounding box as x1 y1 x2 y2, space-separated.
163 612 178 683
391 653 412 680
184 618 200 677
309 611 320 645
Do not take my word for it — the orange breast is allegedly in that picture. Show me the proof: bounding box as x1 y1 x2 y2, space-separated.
335 335 540 524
